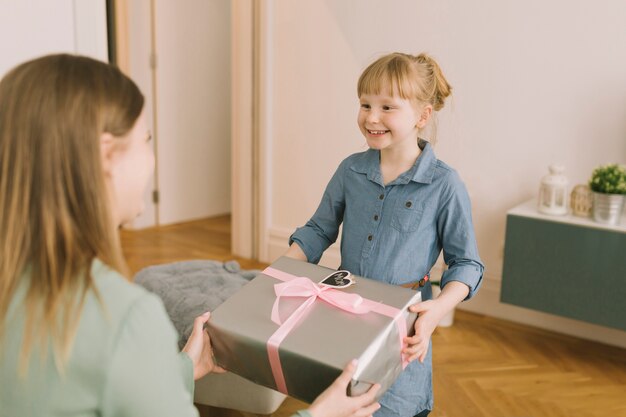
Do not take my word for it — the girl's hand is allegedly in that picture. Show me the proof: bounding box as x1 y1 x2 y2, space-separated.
182 312 226 380
403 300 445 363
308 360 381 417
404 281 470 363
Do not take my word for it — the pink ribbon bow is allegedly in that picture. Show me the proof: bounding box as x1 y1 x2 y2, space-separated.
264 267 409 395
271 276 371 325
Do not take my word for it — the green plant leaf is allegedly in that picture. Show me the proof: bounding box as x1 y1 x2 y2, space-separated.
588 164 626 194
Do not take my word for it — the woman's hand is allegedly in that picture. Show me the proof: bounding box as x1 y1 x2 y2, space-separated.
308 360 381 417
182 312 226 380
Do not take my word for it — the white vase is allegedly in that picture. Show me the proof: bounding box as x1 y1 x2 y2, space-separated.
432 285 455 327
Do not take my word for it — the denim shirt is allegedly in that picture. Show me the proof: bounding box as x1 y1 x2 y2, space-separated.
290 140 484 416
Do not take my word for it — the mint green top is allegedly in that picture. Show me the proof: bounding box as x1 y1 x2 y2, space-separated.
0 259 198 417
0 260 313 417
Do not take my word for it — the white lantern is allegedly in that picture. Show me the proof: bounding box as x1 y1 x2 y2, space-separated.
538 165 569 215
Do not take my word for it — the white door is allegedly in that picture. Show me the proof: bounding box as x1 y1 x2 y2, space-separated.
126 0 232 228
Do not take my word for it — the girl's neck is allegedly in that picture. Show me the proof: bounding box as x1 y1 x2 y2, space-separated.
380 139 422 167
379 139 422 185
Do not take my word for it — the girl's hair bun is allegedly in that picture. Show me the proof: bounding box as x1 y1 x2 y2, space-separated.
415 53 452 111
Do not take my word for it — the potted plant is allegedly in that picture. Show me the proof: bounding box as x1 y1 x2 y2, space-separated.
588 163 626 225
430 281 455 327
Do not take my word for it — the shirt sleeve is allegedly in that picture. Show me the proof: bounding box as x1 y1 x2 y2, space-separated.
101 292 199 417
436 171 484 300
289 161 346 264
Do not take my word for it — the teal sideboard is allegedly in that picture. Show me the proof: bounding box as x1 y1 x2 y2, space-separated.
501 199 626 331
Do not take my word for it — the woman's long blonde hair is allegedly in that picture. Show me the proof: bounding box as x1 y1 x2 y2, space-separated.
0 54 144 371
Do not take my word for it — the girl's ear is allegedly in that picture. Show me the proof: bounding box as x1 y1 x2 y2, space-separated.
100 132 116 177
416 104 433 129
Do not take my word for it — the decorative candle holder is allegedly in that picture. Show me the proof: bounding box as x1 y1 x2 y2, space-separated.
538 165 568 215
570 184 593 217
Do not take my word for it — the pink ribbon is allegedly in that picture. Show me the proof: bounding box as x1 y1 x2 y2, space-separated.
263 266 409 395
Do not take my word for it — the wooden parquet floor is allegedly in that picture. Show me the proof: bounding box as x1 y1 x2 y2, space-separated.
120 216 626 417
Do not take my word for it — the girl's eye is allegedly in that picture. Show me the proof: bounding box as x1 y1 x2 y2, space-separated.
360 103 370 109
382 105 393 111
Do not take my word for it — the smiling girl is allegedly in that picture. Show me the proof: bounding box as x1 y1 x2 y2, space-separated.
286 52 484 417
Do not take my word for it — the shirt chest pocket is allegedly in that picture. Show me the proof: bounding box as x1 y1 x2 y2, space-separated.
391 199 425 233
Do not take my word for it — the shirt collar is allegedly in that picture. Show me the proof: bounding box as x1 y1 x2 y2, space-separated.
349 139 437 186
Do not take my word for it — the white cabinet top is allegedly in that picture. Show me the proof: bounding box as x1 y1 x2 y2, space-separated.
508 198 626 233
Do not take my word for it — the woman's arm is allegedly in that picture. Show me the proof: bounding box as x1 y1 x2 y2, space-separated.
182 311 225 380
299 360 381 417
101 293 201 417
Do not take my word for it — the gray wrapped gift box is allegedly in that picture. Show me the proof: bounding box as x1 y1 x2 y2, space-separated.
207 257 421 404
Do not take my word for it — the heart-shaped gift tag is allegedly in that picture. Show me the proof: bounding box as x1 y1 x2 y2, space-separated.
319 270 353 289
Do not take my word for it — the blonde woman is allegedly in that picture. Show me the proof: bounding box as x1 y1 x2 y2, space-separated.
0 54 379 417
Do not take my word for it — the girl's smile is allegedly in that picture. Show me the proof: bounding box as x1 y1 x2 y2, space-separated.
366 129 390 136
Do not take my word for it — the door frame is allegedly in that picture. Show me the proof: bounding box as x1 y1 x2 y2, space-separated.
113 0 268 259
231 0 272 260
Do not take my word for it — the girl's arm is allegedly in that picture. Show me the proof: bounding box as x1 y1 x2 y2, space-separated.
284 241 308 261
404 171 483 363
430 280 469 312
288 161 347 264
435 172 484 299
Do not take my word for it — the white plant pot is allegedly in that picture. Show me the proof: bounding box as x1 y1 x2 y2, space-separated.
432 285 455 327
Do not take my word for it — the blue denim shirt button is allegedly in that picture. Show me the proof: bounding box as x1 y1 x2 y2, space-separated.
367 234 373 241
373 214 379 221
378 194 384 200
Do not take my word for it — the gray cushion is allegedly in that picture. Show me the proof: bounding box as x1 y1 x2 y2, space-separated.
134 259 257 349
134 259 287 413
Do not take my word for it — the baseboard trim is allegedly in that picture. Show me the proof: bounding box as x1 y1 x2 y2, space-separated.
265 228 626 349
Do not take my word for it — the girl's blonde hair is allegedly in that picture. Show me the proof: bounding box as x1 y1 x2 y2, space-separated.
357 52 452 142
0 54 144 372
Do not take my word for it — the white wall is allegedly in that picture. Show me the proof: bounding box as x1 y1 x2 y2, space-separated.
261 0 626 346
0 0 108 76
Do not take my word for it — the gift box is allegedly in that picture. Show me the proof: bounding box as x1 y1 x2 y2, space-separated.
206 257 421 403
